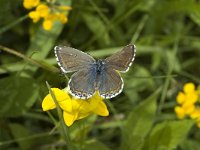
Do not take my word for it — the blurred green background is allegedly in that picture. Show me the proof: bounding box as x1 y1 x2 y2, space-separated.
0 0 200 150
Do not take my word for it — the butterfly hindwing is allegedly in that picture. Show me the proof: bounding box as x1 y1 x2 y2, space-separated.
105 44 136 73
98 67 124 99
68 67 97 99
55 46 95 73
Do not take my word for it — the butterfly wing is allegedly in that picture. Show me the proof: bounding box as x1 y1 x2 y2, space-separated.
68 67 97 99
54 46 95 73
105 44 136 72
98 67 124 99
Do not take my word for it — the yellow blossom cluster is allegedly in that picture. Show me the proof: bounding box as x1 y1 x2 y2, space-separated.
175 83 200 127
23 0 71 30
42 88 109 126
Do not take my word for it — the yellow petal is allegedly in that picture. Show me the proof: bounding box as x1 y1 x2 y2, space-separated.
183 83 195 94
43 20 53 30
71 92 102 113
36 4 49 17
190 108 200 119
175 106 185 119
176 92 186 104
77 112 90 120
58 13 68 24
28 11 40 23
182 103 195 115
93 100 109 116
45 14 57 21
23 0 40 9
185 91 198 103
63 111 78 126
42 88 72 112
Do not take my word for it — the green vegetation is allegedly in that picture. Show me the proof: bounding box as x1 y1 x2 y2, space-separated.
0 0 200 150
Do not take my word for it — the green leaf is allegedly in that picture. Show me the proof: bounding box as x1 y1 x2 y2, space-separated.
82 140 110 150
0 76 39 117
180 139 200 150
9 123 31 150
142 120 194 150
120 88 159 150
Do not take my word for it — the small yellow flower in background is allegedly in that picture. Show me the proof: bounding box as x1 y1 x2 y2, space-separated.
23 0 72 31
43 20 53 31
175 82 200 127
58 13 68 24
175 106 185 119
29 11 40 23
36 4 49 17
23 0 40 9
42 88 109 126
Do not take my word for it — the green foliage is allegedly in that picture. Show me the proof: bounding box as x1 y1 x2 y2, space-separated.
120 88 158 150
9 123 32 150
82 140 111 150
0 76 39 117
0 0 200 149
142 120 193 150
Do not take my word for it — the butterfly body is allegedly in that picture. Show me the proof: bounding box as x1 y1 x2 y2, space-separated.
55 44 136 99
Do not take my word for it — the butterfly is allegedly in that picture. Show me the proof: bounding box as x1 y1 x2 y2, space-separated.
54 44 136 99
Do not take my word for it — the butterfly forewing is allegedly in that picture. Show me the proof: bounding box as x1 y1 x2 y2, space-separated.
55 46 95 73
98 68 124 99
105 44 136 72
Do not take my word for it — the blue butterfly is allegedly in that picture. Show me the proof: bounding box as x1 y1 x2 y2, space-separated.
54 44 136 99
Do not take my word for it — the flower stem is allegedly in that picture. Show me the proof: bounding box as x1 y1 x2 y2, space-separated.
0 45 59 73
46 81 75 150
0 15 28 34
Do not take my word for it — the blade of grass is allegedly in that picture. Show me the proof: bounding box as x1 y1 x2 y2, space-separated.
88 0 109 24
131 14 149 43
0 131 59 146
46 81 75 150
0 15 28 34
157 22 182 114
0 45 59 73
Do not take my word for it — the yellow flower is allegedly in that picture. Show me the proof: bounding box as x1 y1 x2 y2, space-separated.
28 11 40 23
182 103 195 114
190 108 200 119
43 19 53 30
175 106 185 119
42 88 109 126
175 82 200 128
23 0 72 31
36 4 49 17
58 13 68 24
23 0 40 9
183 83 195 94
176 92 186 104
